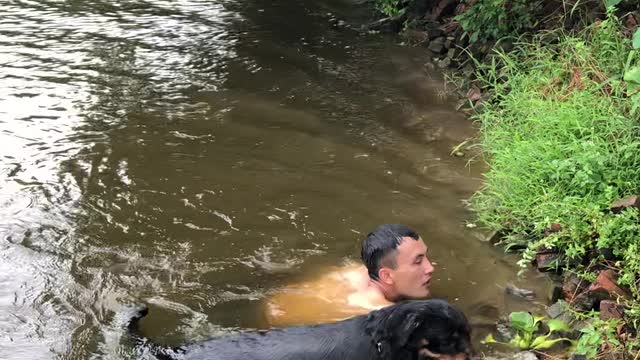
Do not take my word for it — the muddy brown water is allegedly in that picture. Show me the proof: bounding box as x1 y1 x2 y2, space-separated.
0 0 551 358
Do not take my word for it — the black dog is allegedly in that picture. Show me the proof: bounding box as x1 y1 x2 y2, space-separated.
125 299 473 360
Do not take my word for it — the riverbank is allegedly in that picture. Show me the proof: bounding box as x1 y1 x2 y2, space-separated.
471 17 640 358
365 0 640 358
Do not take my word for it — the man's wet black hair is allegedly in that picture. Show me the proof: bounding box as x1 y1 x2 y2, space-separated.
361 224 420 280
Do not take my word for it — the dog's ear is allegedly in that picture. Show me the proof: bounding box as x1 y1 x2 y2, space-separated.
365 302 424 360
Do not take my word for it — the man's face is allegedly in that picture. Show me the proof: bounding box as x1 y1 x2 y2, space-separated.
388 237 434 299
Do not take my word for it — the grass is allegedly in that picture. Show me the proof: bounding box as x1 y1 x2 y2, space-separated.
469 14 640 334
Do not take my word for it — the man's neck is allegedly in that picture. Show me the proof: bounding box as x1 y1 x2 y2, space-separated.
368 279 398 303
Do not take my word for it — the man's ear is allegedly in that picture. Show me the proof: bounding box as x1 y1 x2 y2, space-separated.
378 267 394 285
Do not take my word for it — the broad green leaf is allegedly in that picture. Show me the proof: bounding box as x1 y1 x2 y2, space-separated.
579 324 595 333
633 29 640 50
546 319 571 333
483 333 497 344
533 316 545 326
533 337 572 350
509 335 526 349
510 312 535 332
509 335 530 350
518 337 531 349
624 66 640 84
530 334 550 349
604 0 622 7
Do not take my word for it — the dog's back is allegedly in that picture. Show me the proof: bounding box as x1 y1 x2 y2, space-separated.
125 306 372 360
175 320 371 360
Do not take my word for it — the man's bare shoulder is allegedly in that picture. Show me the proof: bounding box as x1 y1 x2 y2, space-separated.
264 262 388 327
329 262 368 283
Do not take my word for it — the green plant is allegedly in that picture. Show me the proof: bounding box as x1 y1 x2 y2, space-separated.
575 318 621 358
624 28 640 115
456 0 540 43
374 0 405 17
603 0 623 8
484 312 573 350
468 11 640 339
470 14 640 307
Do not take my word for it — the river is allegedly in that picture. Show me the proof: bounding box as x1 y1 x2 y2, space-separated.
0 0 549 358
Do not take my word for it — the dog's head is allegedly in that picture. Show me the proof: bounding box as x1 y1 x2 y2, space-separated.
365 299 473 360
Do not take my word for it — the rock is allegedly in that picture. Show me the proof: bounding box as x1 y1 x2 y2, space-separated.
550 282 563 303
571 292 599 311
505 283 536 300
588 270 630 300
535 251 560 272
610 195 640 214
563 273 588 302
572 270 630 311
495 322 514 342
546 300 576 325
462 63 475 77
444 38 453 49
437 57 451 68
429 0 456 20
466 86 482 102
428 36 446 54
447 47 457 59
512 351 538 360
599 300 624 320
423 21 444 40
401 29 429 45
575 319 594 333
543 223 562 236
547 301 566 319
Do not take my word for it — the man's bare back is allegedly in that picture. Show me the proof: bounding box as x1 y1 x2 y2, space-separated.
264 262 392 327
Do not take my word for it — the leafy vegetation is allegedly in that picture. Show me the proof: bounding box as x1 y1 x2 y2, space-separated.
484 312 572 350
484 309 640 356
456 0 540 43
374 0 405 17
470 12 640 315
574 317 622 357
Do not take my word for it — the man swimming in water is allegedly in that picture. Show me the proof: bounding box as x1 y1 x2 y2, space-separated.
265 224 435 326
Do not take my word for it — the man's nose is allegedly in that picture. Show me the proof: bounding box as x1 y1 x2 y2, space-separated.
424 258 434 275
